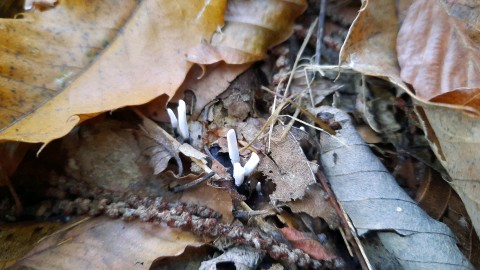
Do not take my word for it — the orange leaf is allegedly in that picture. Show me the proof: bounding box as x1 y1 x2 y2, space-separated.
0 0 226 143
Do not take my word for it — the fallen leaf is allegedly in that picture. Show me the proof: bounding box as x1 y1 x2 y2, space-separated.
257 125 316 202
168 171 234 223
62 118 145 190
318 106 473 269
340 0 480 238
187 0 308 64
288 183 340 228
199 246 262 270
397 0 480 112
0 0 226 143
279 227 335 261
14 217 204 270
0 221 63 268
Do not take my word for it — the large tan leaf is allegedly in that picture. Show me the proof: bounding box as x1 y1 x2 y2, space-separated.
0 0 226 143
340 0 480 238
14 218 204 270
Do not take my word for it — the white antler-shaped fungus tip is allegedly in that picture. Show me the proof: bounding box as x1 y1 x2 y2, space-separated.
166 108 178 129
244 152 260 176
227 129 240 164
177 100 189 140
233 162 245 186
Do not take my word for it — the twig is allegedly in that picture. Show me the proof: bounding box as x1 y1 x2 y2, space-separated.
170 172 216 193
315 0 327 66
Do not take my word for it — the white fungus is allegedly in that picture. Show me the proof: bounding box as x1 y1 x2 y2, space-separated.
233 162 246 186
227 129 240 164
177 100 189 140
244 152 260 176
166 108 178 129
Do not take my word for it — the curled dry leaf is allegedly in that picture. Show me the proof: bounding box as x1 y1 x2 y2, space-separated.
397 0 480 237
398 0 480 113
319 106 473 269
0 0 225 143
340 0 480 238
257 125 316 202
139 118 183 176
187 0 307 65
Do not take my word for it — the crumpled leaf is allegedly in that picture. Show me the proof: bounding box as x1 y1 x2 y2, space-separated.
257 125 316 202
139 116 184 176
0 0 226 143
398 0 480 112
288 183 339 228
138 112 209 170
279 227 335 261
14 217 204 270
319 106 473 269
340 0 480 238
187 0 307 65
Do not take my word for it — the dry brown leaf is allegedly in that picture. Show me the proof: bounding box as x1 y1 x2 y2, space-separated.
63 119 146 190
257 125 316 202
279 227 335 261
398 0 480 113
0 0 226 143
396 0 480 237
187 0 307 64
179 63 251 120
140 63 251 122
340 0 480 238
178 177 234 224
14 217 204 270
288 183 340 228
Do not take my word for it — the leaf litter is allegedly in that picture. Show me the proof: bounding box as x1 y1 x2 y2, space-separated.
2 0 480 269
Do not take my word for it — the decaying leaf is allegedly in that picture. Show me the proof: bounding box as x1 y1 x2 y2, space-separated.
0 0 226 143
173 172 234 223
257 125 316 202
62 119 146 190
340 0 480 238
199 246 262 270
396 0 480 237
279 227 335 261
187 0 308 65
14 217 204 270
319 106 473 269
398 0 480 112
0 221 64 268
288 183 340 228
139 115 184 176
